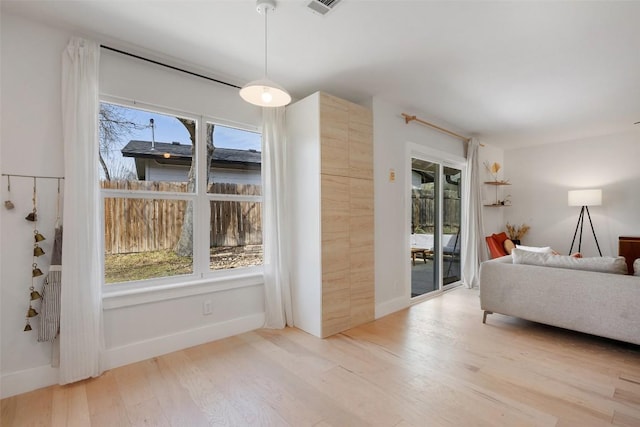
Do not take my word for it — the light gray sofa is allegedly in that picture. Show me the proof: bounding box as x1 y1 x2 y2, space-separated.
479 255 640 345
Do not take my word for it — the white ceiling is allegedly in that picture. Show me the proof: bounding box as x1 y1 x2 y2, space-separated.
3 0 640 149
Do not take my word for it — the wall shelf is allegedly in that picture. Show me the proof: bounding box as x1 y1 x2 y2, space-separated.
484 181 511 205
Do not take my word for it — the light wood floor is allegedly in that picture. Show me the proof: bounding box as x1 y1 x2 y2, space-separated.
2 288 639 426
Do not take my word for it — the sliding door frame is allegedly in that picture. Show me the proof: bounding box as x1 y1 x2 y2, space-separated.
405 143 467 304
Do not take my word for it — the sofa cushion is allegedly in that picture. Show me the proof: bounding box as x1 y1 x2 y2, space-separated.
515 244 553 254
635 258 640 276
512 248 628 275
411 233 434 249
443 234 461 254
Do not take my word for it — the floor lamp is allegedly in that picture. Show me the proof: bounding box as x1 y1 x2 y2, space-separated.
568 189 603 256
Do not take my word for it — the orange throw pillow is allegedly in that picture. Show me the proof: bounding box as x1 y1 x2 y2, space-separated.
492 232 509 246
486 234 508 258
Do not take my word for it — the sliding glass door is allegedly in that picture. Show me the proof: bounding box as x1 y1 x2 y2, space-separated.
410 156 463 298
410 159 439 297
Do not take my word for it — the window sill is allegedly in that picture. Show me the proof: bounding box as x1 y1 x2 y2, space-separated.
102 268 264 310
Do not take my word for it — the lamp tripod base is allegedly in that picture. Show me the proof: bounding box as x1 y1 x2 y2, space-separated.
569 205 602 256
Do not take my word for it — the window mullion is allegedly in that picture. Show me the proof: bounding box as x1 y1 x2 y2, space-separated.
193 116 210 277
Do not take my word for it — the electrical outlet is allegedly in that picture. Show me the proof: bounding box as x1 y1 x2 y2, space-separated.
202 300 212 315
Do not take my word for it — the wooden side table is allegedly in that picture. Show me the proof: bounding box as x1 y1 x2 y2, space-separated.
411 248 432 266
619 236 640 275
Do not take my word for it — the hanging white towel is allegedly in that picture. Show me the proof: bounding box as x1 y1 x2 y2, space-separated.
38 226 63 342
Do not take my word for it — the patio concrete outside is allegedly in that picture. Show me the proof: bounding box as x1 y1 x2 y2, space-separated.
411 257 461 297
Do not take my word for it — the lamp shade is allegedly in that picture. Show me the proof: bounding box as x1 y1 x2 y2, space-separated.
239 77 291 107
568 189 602 207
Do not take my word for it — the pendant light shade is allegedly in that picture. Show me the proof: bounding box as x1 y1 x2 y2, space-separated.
240 77 291 107
240 0 291 108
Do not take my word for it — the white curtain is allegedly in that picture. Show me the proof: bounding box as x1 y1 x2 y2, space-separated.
462 138 486 288
262 107 293 328
60 37 104 384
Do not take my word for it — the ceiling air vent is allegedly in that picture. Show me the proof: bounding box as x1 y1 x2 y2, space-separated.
306 0 342 16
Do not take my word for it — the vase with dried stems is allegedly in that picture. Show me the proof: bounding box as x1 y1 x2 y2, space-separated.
506 222 530 242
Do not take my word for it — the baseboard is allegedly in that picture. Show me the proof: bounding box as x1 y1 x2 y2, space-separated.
1 364 59 399
1 313 264 399
375 296 408 319
104 312 265 370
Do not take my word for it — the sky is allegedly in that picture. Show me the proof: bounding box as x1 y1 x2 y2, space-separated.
125 107 261 150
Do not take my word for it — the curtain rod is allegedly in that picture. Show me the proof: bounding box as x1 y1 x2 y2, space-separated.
401 113 472 143
100 45 242 90
2 174 64 180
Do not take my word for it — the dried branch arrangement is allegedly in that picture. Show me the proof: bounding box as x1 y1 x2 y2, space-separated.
506 222 530 240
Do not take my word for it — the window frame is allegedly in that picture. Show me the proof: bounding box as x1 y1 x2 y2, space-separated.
99 95 264 297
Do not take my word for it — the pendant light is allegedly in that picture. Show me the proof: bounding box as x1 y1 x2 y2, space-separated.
240 0 291 107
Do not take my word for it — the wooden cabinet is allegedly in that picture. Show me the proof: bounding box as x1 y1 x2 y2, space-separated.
287 92 374 338
619 236 640 275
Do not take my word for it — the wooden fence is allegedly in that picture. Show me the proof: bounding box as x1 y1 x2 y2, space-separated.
210 183 262 247
102 181 262 254
412 188 461 234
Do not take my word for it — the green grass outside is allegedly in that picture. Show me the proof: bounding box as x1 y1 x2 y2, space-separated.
105 250 193 284
105 246 263 284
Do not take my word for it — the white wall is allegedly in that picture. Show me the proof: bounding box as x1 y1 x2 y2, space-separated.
504 130 640 257
1 12 70 399
1 12 265 398
372 97 467 317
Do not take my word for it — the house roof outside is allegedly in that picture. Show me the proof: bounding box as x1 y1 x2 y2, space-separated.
121 140 261 168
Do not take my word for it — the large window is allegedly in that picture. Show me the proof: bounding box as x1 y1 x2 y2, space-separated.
99 101 262 286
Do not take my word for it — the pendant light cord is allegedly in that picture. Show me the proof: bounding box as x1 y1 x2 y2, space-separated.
264 6 269 77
